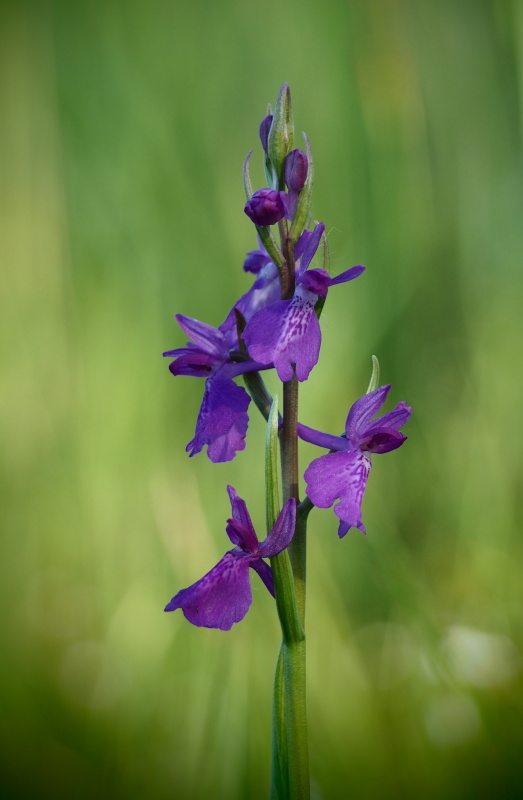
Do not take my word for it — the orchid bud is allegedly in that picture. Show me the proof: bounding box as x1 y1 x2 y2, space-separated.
267 84 294 188
284 149 308 192
244 189 286 227
259 115 273 154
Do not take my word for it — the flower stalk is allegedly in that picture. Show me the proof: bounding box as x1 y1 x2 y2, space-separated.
162 83 411 800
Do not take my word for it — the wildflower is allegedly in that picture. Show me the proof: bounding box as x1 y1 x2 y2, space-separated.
164 315 267 462
165 486 297 630
243 223 365 381
299 385 411 535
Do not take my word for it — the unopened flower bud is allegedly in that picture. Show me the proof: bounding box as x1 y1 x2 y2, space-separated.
284 149 308 192
244 189 286 227
268 84 294 187
259 115 273 154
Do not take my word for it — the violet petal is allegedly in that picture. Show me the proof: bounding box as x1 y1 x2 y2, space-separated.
243 250 272 274
226 520 259 553
226 485 255 529
243 295 321 383
298 222 325 272
175 314 229 361
168 352 216 378
304 450 371 534
365 402 412 433
250 558 275 596
294 229 312 260
299 268 331 298
186 374 250 463
219 262 281 347
359 429 407 454
164 552 252 631
328 265 366 286
297 422 348 452
344 385 391 440
259 498 297 558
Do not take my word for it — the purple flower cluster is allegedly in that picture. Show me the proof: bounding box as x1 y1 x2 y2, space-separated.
163 85 412 629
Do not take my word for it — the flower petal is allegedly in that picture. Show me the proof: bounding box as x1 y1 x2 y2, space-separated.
165 552 252 630
344 385 391 440
294 228 312 260
304 450 371 534
298 222 325 272
365 401 412 433
243 295 321 382
175 314 229 361
219 262 281 348
167 351 216 377
250 558 275 596
299 268 331 298
259 498 297 558
226 520 259 553
328 264 365 286
297 422 348 452
360 429 407 454
243 250 272 274
225 485 259 552
226 485 256 529
186 374 250 463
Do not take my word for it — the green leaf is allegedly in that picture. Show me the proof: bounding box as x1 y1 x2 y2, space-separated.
271 646 289 800
242 150 254 200
366 355 380 394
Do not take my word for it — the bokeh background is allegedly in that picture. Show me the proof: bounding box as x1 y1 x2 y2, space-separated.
2 0 523 797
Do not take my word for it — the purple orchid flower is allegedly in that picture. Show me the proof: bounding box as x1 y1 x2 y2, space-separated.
242 223 365 382
165 486 297 630
299 385 412 536
164 315 267 463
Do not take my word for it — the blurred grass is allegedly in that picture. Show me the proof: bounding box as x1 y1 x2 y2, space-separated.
2 0 523 797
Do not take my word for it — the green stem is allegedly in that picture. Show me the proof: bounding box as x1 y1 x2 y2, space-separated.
282 637 308 799
269 547 308 800
242 370 277 423
271 646 288 800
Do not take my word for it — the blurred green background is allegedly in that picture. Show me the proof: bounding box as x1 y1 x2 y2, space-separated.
2 0 523 797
